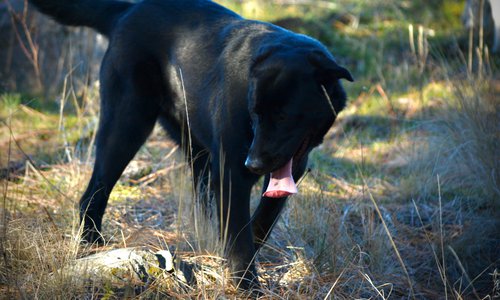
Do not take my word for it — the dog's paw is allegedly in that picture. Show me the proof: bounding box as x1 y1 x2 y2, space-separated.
232 268 263 297
81 228 105 246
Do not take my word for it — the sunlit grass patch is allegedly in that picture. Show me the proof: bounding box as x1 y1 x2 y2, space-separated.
0 96 95 168
3 163 83 212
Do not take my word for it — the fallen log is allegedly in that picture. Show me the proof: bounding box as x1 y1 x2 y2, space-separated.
57 247 194 293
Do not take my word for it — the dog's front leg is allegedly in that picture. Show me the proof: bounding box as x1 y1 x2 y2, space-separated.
251 174 288 250
251 156 309 251
211 160 260 291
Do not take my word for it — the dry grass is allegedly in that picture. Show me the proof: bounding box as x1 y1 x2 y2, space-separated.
2 81 499 298
1 1 500 299
441 77 500 202
401 77 500 204
2 92 498 299
2 61 500 300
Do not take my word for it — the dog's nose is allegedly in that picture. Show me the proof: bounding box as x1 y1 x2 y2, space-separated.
245 156 266 175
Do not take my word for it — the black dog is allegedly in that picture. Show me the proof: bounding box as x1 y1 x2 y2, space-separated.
29 0 352 290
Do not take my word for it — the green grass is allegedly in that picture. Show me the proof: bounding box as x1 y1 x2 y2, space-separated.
1 0 499 299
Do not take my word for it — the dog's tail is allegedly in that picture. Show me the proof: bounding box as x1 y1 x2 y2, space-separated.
29 0 133 37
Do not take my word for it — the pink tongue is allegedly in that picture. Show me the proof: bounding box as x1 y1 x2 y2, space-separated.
263 159 298 198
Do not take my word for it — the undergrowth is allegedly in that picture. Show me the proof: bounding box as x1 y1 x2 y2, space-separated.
1 0 499 299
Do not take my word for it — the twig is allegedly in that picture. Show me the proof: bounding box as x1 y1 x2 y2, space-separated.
130 164 186 186
6 0 42 88
19 104 50 120
437 175 448 300
42 206 59 231
478 0 484 75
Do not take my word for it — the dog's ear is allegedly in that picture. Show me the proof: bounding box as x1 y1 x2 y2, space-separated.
308 52 354 83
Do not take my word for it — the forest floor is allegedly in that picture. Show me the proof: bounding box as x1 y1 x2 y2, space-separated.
1 0 499 299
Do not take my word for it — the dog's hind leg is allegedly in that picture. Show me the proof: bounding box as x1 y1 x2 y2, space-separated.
251 157 309 251
80 68 160 243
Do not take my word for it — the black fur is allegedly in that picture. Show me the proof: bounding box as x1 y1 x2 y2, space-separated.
29 0 353 291
29 0 132 36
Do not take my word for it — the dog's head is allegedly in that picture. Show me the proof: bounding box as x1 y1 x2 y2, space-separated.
245 43 353 176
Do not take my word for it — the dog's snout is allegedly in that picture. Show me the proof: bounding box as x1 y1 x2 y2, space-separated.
245 156 267 175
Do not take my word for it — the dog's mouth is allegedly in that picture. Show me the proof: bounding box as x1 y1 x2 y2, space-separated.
263 137 310 198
